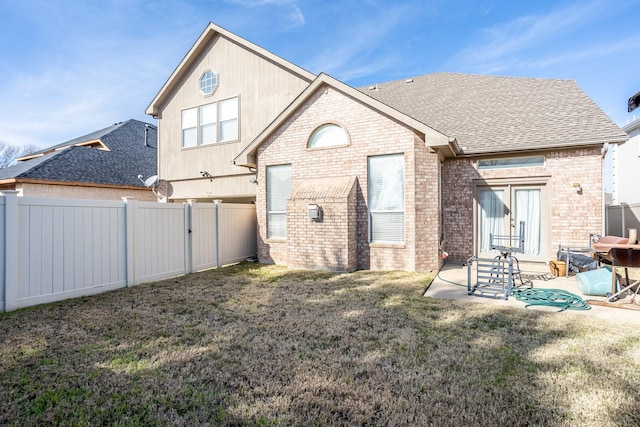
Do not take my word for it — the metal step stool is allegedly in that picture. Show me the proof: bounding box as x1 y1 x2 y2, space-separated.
467 221 533 300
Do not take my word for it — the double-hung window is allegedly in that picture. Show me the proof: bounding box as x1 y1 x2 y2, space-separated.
181 108 197 148
181 96 239 148
199 103 217 145
219 98 239 142
267 164 292 239
368 154 405 243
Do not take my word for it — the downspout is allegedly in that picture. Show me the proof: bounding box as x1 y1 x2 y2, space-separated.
214 199 222 268
601 143 609 235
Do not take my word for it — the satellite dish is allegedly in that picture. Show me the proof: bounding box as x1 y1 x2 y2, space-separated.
138 174 158 187
144 175 158 187
153 179 173 199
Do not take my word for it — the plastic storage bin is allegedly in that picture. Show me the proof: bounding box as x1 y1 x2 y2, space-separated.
549 260 566 277
576 267 618 296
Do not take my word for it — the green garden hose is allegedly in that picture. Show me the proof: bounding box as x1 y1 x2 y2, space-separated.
512 288 591 312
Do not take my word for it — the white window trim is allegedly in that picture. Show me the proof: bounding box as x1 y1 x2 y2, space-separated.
199 70 219 95
181 108 197 148
477 155 545 170
267 164 292 240
180 96 239 148
368 153 405 244
307 123 350 149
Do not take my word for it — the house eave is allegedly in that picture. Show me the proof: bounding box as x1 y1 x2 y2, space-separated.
454 138 627 158
0 178 150 191
234 73 457 167
17 139 110 162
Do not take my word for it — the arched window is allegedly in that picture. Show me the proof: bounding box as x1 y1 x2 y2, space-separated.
307 123 348 148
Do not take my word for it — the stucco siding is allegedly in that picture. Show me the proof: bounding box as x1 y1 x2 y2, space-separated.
155 34 311 201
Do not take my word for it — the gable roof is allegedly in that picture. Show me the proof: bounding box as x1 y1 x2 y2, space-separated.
234 73 457 168
360 72 628 155
145 22 316 117
0 119 157 188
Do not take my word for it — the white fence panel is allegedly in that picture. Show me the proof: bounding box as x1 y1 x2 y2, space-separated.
0 194 257 312
605 203 640 237
191 203 218 272
133 201 188 284
15 197 127 309
0 198 4 310
219 204 257 265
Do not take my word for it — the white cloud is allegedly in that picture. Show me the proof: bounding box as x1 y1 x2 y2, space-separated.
449 0 612 73
224 0 305 28
303 3 410 82
0 0 200 147
523 35 640 69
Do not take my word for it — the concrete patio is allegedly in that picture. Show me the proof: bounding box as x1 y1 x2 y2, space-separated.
425 260 640 324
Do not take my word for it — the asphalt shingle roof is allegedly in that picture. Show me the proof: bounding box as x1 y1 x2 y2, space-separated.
0 119 157 187
359 72 627 155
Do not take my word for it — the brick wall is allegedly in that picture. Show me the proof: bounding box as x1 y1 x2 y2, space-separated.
442 147 603 262
16 183 157 201
286 181 357 272
256 85 442 272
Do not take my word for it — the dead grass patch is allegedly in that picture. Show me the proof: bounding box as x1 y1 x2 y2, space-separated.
1 263 639 426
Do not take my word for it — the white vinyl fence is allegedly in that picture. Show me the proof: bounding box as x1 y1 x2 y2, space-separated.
0 192 256 312
605 203 640 237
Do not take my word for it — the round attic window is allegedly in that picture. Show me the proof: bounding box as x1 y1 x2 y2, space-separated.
200 70 218 95
308 123 348 148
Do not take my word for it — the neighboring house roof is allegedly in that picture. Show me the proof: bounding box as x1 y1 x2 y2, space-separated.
0 119 157 188
623 116 640 134
234 73 457 168
145 22 316 117
360 72 628 155
19 122 121 159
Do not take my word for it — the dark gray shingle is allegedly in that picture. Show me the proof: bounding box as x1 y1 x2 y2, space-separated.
1 119 156 187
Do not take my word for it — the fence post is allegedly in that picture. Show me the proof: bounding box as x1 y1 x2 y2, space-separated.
214 200 222 268
122 197 136 287
186 200 195 274
3 191 19 311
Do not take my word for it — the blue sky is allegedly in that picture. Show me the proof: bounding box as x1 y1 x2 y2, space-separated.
1 0 639 148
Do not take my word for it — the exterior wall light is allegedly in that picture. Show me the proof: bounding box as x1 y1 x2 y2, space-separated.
308 204 322 221
573 182 583 194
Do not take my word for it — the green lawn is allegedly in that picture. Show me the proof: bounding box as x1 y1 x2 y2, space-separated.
1 263 639 426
